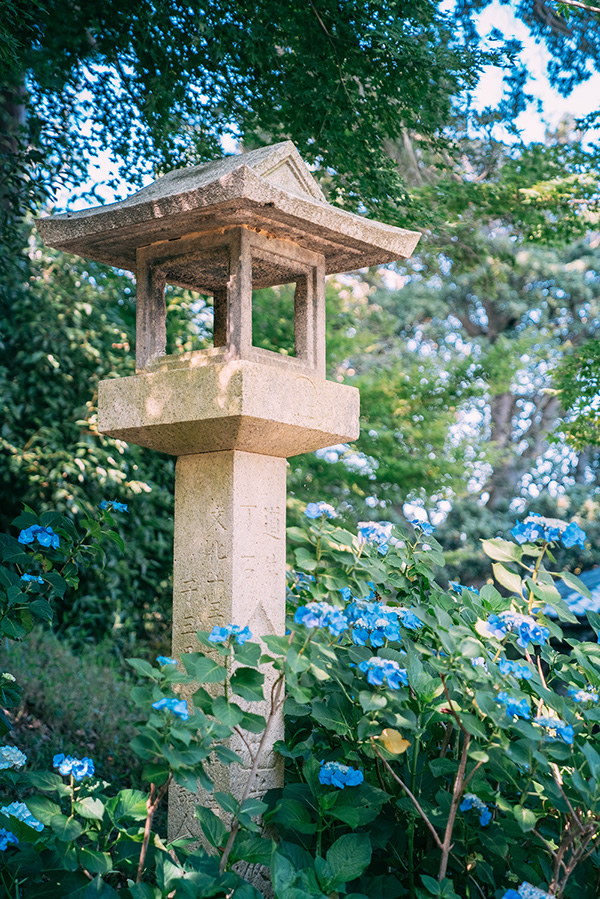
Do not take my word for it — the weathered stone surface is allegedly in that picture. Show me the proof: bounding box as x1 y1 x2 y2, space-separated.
98 359 359 457
36 141 420 274
168 450 286 842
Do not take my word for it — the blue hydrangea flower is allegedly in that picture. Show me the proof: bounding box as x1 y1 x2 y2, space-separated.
53 754 95 781
151 697 189 721
567 686 599 704
100 499 129 512
511 514 586 550
486 612 549 649
156 656 177 666
509 884 553 899
449 582 479 596
340 586 352 602
471 657 488 671
294 602 348 637
533 715 574 744
318 760 364 788
0 746 27 770
346 600 400 646
498 659 533 681
0 829 18 851
358 521 393 554
562 521 586 548
18 525 60 549
0 801 44 832
496 692 530 720
398 609 424 630
20 573 44 584
460 793 492 826
359 657 408 689
208 624 253 645
409 518 435 536
304 502 336 519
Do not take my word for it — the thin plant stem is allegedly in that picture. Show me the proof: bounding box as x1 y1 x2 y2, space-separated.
372 744 443 851
438 733 471 882
136 775 172 882
219 674 285 874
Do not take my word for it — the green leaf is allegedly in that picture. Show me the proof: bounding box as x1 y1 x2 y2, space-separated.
325 833 372 886
106 789 148 825
560 570 592 601
50 813 84 841
513 805 537 832
24 795 62 824
78 848 113 875
230 667 265 702
492 563 523 594
126 658 159 679
213 745 243 766
194 805 227 848
26 771 66 792
74 797 105 821
211 695 244 727
310 700 352 735
481 539 522 563
183 654 227 683
85 876 120 897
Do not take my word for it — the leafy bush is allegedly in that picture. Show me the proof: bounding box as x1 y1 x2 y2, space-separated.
0 500 598 897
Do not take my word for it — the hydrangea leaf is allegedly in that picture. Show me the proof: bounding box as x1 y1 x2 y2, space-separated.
229 667 265 703
324 833 372 887
194 805 227 849
50 813 83 841
492 563 523 595
513 805 537 832
481 539 522 563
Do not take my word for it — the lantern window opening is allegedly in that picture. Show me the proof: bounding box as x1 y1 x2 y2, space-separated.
134 225 326 377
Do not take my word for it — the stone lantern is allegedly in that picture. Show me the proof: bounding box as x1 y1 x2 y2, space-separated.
37 141 420 838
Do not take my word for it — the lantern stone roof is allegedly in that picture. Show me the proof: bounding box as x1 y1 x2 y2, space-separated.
37 141 420 274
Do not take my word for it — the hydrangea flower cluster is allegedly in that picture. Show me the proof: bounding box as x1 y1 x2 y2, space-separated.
359 657 408 689
496 692 530 720
345 599 423 646
498 659 533 681
502 884 553 899
409 518 435 536
511 513 586 549
304 501 336 519
0 801 44 831
20 573 44 584
151 698 189 721
533 715 574 745
450 582 480 595
460 793 492 826
156 656 178 666
208 624 253 645
567 686 598 704
53 754 95 781
100 499 129 512
346 600 401 646
294 603 347 637
18 525 60 549
358 521 393 554
471 657 488 671
486 612 549 649
318 760 364 789
0 829 18 851
0 746 27 770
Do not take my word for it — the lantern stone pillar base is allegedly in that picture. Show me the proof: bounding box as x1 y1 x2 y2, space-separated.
168 450 286 843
